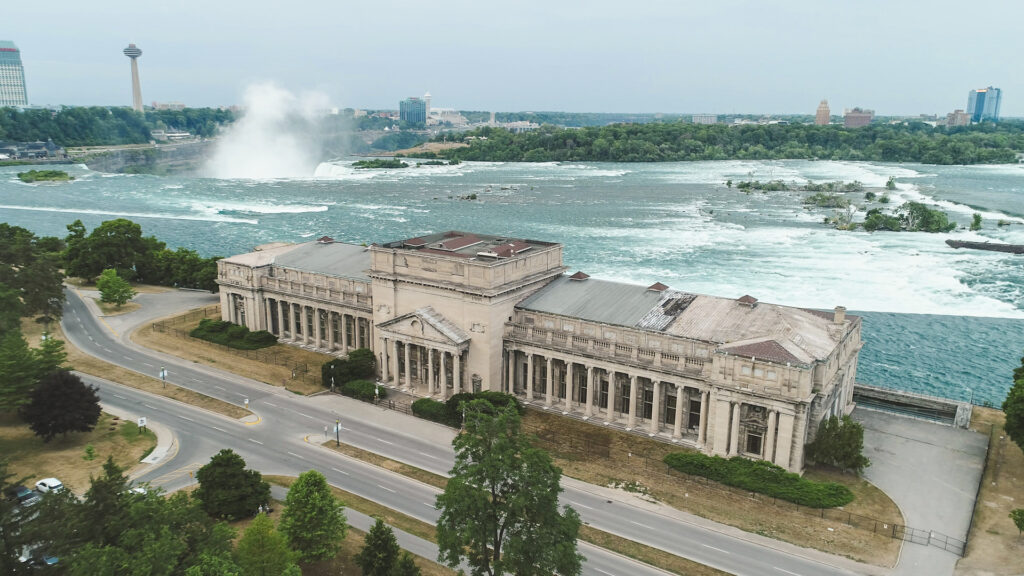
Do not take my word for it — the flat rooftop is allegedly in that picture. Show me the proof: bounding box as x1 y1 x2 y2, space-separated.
222 238 371 281
379 231 559 262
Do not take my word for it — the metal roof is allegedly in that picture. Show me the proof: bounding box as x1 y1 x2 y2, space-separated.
273 241 372 281
517 276 668 327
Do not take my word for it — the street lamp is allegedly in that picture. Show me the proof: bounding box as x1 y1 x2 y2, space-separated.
335 419 340 447
159 366 167 388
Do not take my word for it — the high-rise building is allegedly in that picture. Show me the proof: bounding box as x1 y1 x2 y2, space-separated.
815 100 830 125
945 109 971 127
423 91 431 118
967 86 1001 123
843 107 874 128
399 97 426 125
123 43 143 113
0 41 28 107
692 114 717 124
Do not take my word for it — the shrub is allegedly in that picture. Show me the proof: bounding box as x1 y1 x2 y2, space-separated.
340 379 386 402
190 318 277 350
412 398 455 426
446 391 523 417
321 348 377 388
662 452 854 508
805 415 871 474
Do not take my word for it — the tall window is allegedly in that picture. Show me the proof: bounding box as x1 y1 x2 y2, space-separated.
665 389 676 424
642 387 654 420
746 432 764 456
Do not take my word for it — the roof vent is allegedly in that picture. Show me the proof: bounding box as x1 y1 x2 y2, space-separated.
647 282 669 292
316 236 334 244
833 306 846 324
737 294 758 307
569 271 590 281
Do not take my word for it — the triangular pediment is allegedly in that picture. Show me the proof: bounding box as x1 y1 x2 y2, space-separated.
377 306 470 347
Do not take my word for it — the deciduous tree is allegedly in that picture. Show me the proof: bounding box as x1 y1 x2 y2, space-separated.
1011 509 1024 536
436 399 583 576
19 370 101 442
355 518 400 576
194 449 270 520
279 470 347 561
235 513 299 576
96 268 136 307
1003 354 1024 453
805 415 871 474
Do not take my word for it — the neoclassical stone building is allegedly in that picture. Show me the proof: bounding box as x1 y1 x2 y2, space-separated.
218 231 861 473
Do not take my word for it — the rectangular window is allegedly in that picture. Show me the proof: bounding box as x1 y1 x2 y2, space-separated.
746 432 764 456
688 399 702 430
665 391 676 425
741 365 752 376
642 388 654 420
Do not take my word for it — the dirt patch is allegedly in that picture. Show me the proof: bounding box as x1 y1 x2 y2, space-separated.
133 305 333 396
955 407 1024 575
65 277 170 294
93 298 141 316
388 141 468 157
22 316 249 420
0 411 156 495
523 408 903 566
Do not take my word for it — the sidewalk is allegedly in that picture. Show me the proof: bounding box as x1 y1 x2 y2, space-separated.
97 398 177 480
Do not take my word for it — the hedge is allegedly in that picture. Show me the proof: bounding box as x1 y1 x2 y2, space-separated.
340 379 387 402
411 392 524 428
412 398 455 426
322 348 376 388
662 452 854 508
189 319 277 350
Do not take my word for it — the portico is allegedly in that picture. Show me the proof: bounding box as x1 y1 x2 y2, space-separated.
375 307 470 398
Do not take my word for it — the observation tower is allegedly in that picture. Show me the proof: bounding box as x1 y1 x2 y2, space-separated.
123 43 143 112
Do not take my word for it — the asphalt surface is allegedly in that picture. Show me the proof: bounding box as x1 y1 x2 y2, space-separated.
63 286 878 576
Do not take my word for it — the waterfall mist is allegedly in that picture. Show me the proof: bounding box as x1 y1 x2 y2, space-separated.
204 83 332 179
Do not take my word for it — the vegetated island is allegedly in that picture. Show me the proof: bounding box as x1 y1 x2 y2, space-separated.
352 159 409 169
17 169 74 183
432 122 1024 165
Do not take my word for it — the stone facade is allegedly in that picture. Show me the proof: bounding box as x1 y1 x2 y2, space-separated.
217 231 861 473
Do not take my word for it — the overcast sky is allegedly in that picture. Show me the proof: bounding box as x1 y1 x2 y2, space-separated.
6 0 1021 116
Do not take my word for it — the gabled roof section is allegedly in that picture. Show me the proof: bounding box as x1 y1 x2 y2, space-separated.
647 282 669 292
717 337 811 365
568 271 590 281
377 306 470 346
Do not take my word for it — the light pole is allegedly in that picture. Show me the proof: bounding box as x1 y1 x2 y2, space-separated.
159 366 166 388
335 419 340 446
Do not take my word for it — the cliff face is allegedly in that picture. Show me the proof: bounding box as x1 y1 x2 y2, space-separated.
83 140 213 174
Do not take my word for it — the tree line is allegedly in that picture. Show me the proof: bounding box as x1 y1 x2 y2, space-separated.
434 121 1024 164
0 106 234 147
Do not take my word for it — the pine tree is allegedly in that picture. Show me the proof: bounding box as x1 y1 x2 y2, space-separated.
392 551 422 576
235 513 299 576
194 449 270 520
0 330 38 412
19 370 101 442
355 518 400 576
279 470 347 561
1003 354 1024 453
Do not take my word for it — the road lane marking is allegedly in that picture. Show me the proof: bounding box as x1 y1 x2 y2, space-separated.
423 502 435 508
567 500 593 510
331 467 349 476
142 362 154 367
339 426 352 432
287 451 305 460
248 438 263 445
264 402 278 407
773 568 801 576
417 451 440 460
142 403 157 410
112 394 127 399
295 412 313 419
702 544 730 554
122 355 133 361
595 570 615 576
214 385 226 390
177 415 195 422
87 335 94 341
629 521 648 528
376 438 394 445
211 426 226 433
376 484 396 493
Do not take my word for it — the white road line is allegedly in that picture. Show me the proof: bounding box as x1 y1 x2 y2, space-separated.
112 394 127 399
773 568 801 576
567 500 593 510
214 385 226 390
142 403 157 410
595 569 615 576
211 426 226 433
376 484 396 493
87 335 94 341
142 362 154 368
122 355 133 361
376 438 394 445
331 467 349 476
339 426 352 432
264 402 278 407
286 451 305 460
629 520 648 528
423 502 436 508
295 412 313 419
417 451 440 460
248 438 263 445
177 415 195 422
702 544 730 554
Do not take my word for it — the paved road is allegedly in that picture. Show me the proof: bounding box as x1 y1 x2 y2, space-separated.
63 287 879 576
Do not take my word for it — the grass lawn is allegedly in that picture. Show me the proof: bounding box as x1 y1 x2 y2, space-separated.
132 305 334 396
94 298 141 316
21 316 249 420
0 411 156 494
522 407 903 566
955 407 1024 576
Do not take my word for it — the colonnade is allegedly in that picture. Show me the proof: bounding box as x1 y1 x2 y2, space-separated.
378 336 466 399
713 399 794 467
506 348 711 443
263 296 371 355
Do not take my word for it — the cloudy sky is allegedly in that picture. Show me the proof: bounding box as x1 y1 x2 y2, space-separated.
6 0 1021 116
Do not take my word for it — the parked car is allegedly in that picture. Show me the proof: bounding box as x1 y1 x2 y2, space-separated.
34 478 63 493
5 485 41 507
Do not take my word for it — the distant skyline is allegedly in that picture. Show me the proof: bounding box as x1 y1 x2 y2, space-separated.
4 0 1021 116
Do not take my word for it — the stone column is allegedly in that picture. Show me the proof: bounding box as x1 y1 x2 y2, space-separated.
584 365 595 418
277 300 285 337
564 362 573 412
774 412 795 469
627 375 638 429
427 348 435 395
290 304 299 341
673 385 685 439
355 317 363 349
526 353 534 402
728 402 741 456
341 314 350 351
698 390 710 447
303 307 312 345
327 312 335 350
380 338 390 382
314 309 323 349
404 342 412 389
440 351 449 398
713 399 731 455
765 410 778 462
453 351 462 394
607 371 616 419
545 357 553 406
650 380 661 434
265 300 273 334
506 350 515 395
391 339 400 386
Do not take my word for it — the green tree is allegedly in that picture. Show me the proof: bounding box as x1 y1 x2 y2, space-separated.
970 213 983 231
1003 354 1024 453
20 370 101 442
279 470 347 561
0 283 24 340
194 449 270 520
805 415 871 474
436 400 583 576
0 330 39 412
76 457 131 547
96 268 136 307
1011 509 1024 536
235 513 300 576
34 334 68 380
393 551 421 576
17 253 65 322
184 553 243 576
0 459 32 574
355 518 400 576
